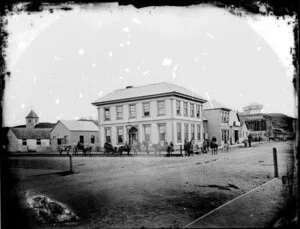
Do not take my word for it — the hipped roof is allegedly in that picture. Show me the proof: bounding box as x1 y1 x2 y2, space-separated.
92 82 207 106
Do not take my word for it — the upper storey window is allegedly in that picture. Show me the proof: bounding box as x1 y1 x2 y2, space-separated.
104 107 110 120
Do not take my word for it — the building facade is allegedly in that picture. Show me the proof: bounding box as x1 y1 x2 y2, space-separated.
50 120 99 151
92 82 207 148
238 103 273 140
203 100 231 145
6 110 54 152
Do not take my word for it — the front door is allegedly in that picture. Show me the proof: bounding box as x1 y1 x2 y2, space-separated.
128 127 138 145
234 130 239 143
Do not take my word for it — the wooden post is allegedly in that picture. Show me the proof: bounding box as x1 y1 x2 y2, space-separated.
69 153 74 173
180 145 183 156
273 147 279 178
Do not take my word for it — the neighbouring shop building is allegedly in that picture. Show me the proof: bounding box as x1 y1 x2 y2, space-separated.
92 82 207 148
203 100 231 145
239 103 295 141
50 120 99 151
229 110 249 144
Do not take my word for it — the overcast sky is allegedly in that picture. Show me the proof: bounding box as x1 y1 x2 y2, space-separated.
3 3 296 127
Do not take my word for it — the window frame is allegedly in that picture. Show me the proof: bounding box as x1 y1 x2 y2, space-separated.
157 100 166 116
197 124 201 141
177 122 182 142
196 104 200 118
116 127 124 144
158 123 166 142
183 102 188 117
190 103 195 118
191 124 195 140
143 102 151 117
129 104 137 118
104 107 111 121
22 139 27 146
90 135 95 144
184 123 189 141
116 105 123 120
176 100 181 116
105 127 112 143
144 124 151 142
36 139 41 145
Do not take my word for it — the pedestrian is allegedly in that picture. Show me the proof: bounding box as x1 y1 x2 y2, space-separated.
184 139 190 156
189 139 195 156
144 140 149 154
248 134 252 147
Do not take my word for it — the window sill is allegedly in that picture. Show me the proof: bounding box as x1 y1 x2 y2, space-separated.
143 115 151 118
104 119 111 121
157 114 165 117
116 118 123 120
129 117 137 119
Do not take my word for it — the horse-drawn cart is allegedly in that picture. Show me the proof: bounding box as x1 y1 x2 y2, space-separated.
73 143 92 156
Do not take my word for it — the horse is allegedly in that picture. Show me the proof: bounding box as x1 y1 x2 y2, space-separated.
73 144 92 156
210 141 218 155
58 144 72 156
118 145 131 156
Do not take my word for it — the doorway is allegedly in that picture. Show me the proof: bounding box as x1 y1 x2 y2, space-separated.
128 127 138 145
234 130 239 143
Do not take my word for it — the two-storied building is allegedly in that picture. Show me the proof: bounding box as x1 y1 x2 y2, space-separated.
92 82 207 148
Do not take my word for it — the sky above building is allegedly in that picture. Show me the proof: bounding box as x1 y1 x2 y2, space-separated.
3 3 296 127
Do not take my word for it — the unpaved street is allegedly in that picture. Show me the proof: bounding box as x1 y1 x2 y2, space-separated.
7 141 295 228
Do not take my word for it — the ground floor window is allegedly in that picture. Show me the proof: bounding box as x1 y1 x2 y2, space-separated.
184 123 189 141
158 124 166 142
91 135 95 144
197 124 201 141
191 124 195 140
105 128 111 143
57 138 62 145
80 135 84 143
117 127 124 144
36 139 41 145
177 123 182 142
144 125 151 142
221 129 229 142
22 139 27 146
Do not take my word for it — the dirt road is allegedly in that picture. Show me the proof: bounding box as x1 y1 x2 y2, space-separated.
7 141 295 228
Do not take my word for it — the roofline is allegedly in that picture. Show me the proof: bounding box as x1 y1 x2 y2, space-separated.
70 130 98 132
92 92 207 106
203 107 231 111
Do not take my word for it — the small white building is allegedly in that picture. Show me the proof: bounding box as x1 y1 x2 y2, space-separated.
6 110 54 152
50 120 99 151
7 128 52 152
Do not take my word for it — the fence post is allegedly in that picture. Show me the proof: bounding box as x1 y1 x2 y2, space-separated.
273 147 279 178
180 145 183 156
69 153 74 173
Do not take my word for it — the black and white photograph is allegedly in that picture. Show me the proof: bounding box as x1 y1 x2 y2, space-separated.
1 1 299 228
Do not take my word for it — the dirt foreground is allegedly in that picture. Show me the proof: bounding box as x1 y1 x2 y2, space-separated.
6 141 295 228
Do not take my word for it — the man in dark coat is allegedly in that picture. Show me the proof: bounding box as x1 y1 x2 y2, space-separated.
184 139 190 156
248 134 252 147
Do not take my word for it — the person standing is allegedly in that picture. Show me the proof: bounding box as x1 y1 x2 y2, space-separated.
248 134 252 147
144 140 149 154
184 139 190 156
189 139 195 156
